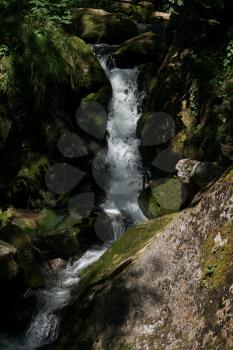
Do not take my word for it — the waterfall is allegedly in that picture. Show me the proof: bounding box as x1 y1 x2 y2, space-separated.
97 47 146 236
0 46 146 350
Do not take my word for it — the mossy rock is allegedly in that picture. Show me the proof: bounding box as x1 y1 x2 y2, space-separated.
70 8 139 44
79 214 176 287
133 1 155 21
6 154 54 209
70 35 110 92
81 85 112 111
113 32 158 68
139 178 186 219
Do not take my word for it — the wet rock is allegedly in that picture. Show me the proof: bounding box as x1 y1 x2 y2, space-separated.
70 8 139 44
49 258 66 275
113 32 158 68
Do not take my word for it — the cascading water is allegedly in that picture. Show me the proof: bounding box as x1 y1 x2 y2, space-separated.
97 46 146 236
0 46 146 350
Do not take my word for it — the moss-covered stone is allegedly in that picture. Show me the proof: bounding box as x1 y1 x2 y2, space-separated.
80 214 176 287
70 8 139 44
81 86 112 111
113 32 158 68
139 178 186 219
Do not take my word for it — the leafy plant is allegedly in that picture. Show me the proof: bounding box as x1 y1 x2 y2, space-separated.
29 0 71 25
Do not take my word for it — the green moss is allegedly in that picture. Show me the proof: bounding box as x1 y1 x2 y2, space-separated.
139 179 185 219
200 220 233 289
80 214 177 287
9 18 107 109
223 167 233 183
82 86 112 109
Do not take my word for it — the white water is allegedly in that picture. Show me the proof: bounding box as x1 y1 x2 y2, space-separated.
0 47 146 350
99 49 146 235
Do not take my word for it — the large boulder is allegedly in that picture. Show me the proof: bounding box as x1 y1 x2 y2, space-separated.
70 8 139 44
46 167 233 350
139 177 186 219
176 158 224 188
113 32 158 68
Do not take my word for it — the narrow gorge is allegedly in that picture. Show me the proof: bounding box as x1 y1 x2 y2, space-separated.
0 1 233 349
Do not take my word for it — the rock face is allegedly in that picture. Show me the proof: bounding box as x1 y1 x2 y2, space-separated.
70 8 139 44
113 32 158 68
47 168 233 350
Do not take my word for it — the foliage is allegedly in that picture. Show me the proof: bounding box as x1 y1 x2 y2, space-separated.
29 0 71 25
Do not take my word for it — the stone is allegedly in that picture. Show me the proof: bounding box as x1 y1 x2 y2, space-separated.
113 32 158 68
176 158 224 188
139 177 186 219
70 8 139 44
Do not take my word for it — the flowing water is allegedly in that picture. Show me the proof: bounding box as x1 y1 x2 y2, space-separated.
0 46 146 350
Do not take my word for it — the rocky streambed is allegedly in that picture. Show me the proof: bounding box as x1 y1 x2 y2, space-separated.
0 1 233 349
